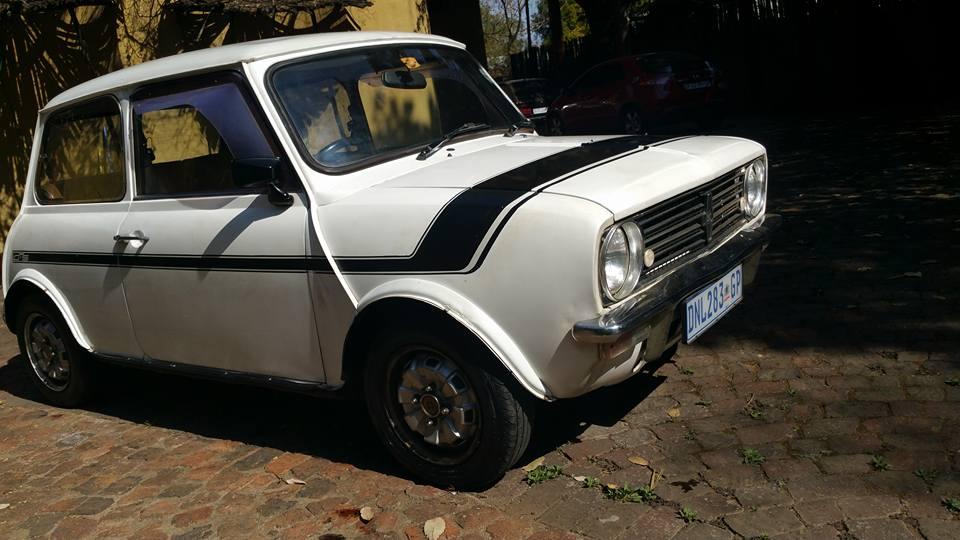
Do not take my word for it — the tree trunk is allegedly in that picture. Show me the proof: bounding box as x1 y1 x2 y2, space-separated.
575 0 627 56
546 0 563 68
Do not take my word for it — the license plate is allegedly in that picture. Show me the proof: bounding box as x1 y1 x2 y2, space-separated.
683 81 711 90
532 107 548 115
684 264 743 342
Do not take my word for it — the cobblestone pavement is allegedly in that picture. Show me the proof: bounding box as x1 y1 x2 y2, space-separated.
1 110 959 539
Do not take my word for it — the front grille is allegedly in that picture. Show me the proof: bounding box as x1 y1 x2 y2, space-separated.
633 168 746 280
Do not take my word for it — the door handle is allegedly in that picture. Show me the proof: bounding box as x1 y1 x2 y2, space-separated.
113 232 149 244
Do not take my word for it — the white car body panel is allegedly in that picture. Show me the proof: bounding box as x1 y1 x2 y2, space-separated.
4 33 774 402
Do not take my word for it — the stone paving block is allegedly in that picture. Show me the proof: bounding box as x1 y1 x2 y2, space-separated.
802 418 860 439
762 458 820 479
724 506 804 538
916 518 960 540
794 499 843 527
735 483 794 509
672 522 734 540
620 506 684 540
818 453 874 474
772 525 841 540
736 422 799 446
785 474 870 502
844 519 922 540
836 495 902 519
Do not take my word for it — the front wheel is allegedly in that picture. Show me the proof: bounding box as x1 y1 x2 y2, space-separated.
363 322 534 490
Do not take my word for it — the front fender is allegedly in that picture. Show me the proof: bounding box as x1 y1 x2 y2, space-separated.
5 269 94 351
357 278 552 400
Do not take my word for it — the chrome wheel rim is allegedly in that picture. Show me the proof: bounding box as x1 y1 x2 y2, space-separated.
624 111 644 134
396 351 479 450
24 313 70 392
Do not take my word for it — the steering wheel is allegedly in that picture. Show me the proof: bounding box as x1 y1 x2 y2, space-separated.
315 138 352 162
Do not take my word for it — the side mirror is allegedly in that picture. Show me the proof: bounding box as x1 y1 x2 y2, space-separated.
381 69 427 89
232 157 293 207
232 157 280 188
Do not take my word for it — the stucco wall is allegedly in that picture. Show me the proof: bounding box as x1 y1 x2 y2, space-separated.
0 0 429 250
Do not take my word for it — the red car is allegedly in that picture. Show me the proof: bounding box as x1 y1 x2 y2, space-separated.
546 52 725 135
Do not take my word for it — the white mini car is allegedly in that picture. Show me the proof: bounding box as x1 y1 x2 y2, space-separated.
3 32 778 489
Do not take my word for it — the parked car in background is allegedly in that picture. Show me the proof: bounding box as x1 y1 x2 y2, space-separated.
499 78 560 129
547 52 725 135
4 33 776 490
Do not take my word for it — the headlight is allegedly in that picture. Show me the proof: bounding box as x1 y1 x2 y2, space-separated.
600 222 643 301
743 157 767 217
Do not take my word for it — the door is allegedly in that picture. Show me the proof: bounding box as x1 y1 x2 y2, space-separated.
560 63 624 132
117 72 324 382
13 96 142 357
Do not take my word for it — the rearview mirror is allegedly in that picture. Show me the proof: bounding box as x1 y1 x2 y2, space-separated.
381 69 427 89
232 157 280 188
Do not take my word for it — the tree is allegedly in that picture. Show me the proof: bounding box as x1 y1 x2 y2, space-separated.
534 0 589 45
573 0 631 54
479 0 527 75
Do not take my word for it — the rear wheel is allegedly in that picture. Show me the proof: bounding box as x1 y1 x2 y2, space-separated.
15 295 93 407
546 113 564 136
622 106 646 135
363 321 534 490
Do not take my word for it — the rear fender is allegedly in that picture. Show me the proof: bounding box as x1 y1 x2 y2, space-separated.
5 269 93 351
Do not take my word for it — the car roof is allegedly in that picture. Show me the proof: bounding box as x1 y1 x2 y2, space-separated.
43 31 463 111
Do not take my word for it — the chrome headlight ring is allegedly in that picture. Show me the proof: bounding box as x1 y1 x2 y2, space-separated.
743 156 767 218
600 221 644 302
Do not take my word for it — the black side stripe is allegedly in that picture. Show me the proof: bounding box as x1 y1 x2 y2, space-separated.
14 252 334 273
336 136 649 274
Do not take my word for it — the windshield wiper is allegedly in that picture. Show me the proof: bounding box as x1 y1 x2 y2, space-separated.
417 122 491 160
504 120 535 137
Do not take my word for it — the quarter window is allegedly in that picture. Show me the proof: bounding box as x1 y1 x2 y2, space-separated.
133 76 275 197
36 97 125 204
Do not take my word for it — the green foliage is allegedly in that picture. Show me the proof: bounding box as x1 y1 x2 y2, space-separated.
870 455 890 471
740 448 765 465
581 476 601 488
914 468 939 484
525 464 563 485
533 0 590 44
943 497 960 513
678 506 698 522
603 483 658 503
679 366 694 375
945 377 960 386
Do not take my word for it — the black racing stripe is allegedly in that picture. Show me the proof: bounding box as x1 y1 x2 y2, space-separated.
13 252 333 273
337 136 649 274
11 136 658 276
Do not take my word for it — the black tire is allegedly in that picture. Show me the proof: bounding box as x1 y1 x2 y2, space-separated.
545 113 564 136
15 294 93 407
363 319 534 490
621 106 646 135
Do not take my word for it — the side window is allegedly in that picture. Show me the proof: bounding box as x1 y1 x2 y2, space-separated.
36 97 125 204
133 76 274 197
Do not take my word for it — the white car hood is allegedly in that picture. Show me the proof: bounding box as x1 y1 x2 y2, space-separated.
373 134 765 219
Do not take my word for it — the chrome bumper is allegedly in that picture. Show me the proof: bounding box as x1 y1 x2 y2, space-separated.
573 214 782 344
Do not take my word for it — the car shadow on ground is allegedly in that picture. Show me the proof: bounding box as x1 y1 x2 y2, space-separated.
0 348 667 481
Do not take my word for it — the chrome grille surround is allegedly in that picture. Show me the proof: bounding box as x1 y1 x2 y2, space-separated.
631 166 747 284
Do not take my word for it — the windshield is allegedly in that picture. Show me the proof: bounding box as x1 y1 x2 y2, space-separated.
270 44 523 170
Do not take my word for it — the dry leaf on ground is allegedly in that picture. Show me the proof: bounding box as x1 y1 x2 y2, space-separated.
360 506 374 522
521 456 545 472
424 517 446 540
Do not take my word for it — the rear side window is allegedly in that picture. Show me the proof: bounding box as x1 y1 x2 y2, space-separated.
36 97 125 204
132 74 275 197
